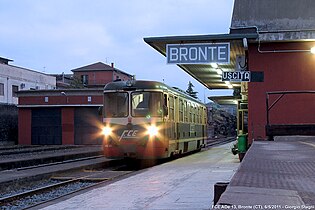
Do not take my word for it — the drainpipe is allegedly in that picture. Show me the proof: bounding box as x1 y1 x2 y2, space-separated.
258 38 311 54
230 26 315 54
259 27 312 53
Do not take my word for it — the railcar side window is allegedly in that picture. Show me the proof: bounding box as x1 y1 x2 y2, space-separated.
184 101 188 122
104 92 128 117
169 95 174 121
188 103 192 122
179 99 183 122
132 92 163 117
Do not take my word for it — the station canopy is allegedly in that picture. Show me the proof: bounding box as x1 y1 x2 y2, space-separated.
144 32 258 90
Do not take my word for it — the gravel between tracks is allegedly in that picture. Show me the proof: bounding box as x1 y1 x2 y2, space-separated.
0 179 61 198
1 181 94 210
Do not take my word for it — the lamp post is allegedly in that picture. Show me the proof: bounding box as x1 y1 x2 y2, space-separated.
61 91 68 103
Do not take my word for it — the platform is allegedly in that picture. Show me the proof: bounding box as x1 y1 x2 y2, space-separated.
39 143 239 210
218 136 315 207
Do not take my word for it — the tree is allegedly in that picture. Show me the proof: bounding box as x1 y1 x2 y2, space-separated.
186 81 198 99
233 87 241 97
70 76 84 88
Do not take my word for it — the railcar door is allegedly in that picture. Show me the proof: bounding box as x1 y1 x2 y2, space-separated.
174 95 179 150
163 93 171 154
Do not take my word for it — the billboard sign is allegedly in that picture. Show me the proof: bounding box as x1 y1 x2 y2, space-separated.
166 43 230 64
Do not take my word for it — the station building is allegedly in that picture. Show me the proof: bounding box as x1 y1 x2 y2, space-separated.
144 0 315 144
18 62 133 145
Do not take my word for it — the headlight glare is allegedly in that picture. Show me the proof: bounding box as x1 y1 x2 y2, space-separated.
102 126 112 136
147 125 158 136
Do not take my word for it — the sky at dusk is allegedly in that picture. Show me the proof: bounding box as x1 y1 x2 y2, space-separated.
0 0 234 100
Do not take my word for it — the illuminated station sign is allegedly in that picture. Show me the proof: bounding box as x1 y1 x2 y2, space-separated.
166 43 263 83
166 43 230 64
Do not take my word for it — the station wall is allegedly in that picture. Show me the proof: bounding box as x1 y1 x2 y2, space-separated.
247 41 315 142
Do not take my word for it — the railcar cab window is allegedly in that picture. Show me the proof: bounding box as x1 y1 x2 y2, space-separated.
132 92 163 117
104 92 128 117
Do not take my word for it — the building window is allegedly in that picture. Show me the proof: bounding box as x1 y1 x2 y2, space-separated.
81 75 89 86
0 83 4 96
12 85 18 97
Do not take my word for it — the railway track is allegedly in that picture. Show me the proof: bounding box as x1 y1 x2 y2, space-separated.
0 138 235 209
205 136 236 148
16 155 105 171
0 145 103 171
0 163 135 209
0 145 86 155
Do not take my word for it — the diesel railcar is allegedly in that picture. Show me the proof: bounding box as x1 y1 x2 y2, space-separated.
101 80 207 159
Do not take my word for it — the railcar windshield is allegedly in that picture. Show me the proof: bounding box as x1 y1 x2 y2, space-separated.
104 92 128 117
132 92 163 117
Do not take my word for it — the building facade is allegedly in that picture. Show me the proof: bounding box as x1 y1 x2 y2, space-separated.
18 89 103 145
0 57 56 145
231 0 315 141
71 62 133 88
0 57 56 105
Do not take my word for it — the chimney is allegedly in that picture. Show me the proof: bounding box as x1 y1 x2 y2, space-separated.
111 62 114 68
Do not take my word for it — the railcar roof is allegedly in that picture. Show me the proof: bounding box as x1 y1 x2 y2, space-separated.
104 80 204 105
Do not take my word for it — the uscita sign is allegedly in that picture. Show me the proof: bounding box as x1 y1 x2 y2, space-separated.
222 71 251 82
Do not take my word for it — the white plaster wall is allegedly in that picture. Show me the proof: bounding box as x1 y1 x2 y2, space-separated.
0 63 56 104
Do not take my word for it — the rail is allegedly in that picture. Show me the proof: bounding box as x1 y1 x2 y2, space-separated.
0 162 134 209
16 155 104 171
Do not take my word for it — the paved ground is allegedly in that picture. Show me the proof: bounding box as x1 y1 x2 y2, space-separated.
218 136 315 207
39 143 239 210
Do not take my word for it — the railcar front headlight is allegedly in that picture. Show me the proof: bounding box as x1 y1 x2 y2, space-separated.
147 125 158 136
102 126 112 136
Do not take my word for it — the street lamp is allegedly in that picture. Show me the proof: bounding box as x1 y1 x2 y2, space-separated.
61 91 68 103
